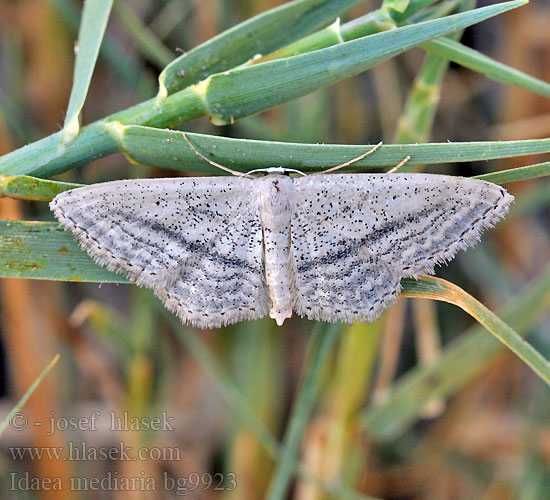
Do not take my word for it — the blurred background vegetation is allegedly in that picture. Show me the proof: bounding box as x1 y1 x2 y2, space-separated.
0 0 549 499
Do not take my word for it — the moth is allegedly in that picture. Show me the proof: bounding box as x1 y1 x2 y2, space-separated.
50 138 512 328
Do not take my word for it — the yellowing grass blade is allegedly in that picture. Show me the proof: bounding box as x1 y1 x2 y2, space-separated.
402 276 550 386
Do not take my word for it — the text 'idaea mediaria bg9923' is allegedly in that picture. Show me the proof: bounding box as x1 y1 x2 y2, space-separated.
50 149 513 329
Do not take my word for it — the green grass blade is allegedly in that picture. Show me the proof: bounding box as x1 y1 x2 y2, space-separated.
200 1 526 124
4 123 550 179
0 354 60 438
0 175 82 201
422 36 550 97
62 0 114 143
157 0 364 98
401 276 550 386
0 220 125 282
473 161 550 184
114 126 550 175
363 269 550 441
266 323 340 500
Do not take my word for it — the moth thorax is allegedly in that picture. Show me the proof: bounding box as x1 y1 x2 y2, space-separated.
258 175 294 215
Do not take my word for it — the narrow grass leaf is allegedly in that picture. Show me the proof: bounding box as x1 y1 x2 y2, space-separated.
262 0 456 63
474 161 550 184
402 276 550 385
157 0 364 98
0 354 60 438
5 124 550 180
3 126 550 180
422 37 550 97
363 269 550 440
62 0 114 144
113 126 550 175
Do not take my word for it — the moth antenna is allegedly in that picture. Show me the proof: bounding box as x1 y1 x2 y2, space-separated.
318 141 383 175
386 156 411 174
182 132 253 178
